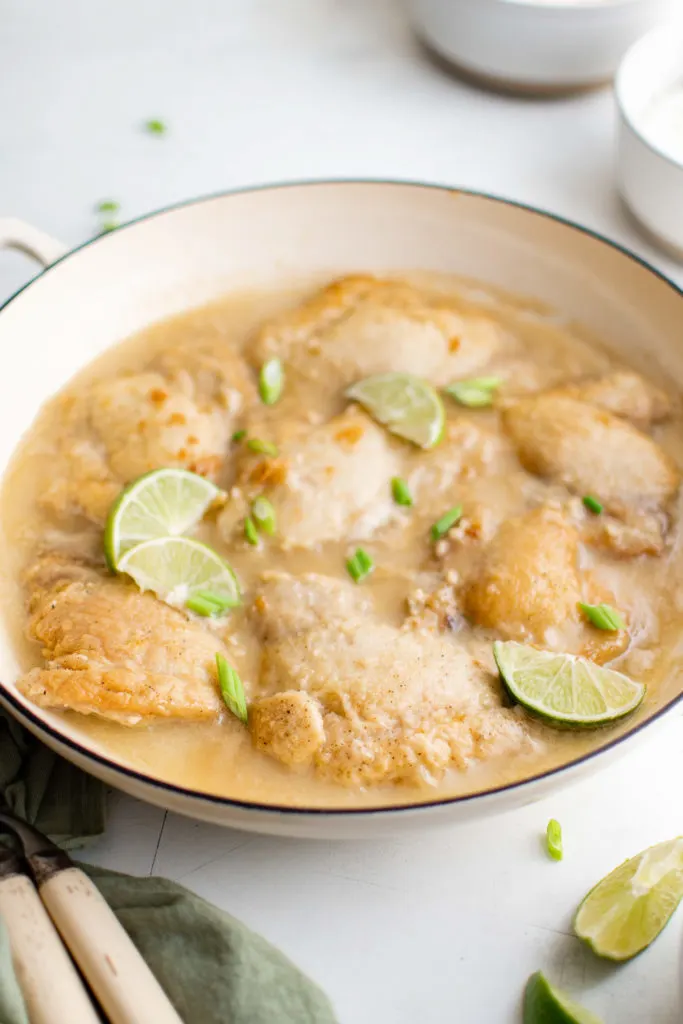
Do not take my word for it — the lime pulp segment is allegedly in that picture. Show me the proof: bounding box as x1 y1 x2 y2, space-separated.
116 536 241 608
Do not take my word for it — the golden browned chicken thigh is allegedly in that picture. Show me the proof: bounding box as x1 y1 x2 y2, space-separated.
462 505 628 660
221 408 401 549
502 394 679 516
251 275 506 391
248 572 536 786
17 555 225 724
559 371 671 426
44 340 256 523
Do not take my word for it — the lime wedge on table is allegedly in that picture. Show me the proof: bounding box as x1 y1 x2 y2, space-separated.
574 838 683 961
104 468 222 569
117 536 240 608
524 972 603 1024
346 373 445 449
493 641 645 727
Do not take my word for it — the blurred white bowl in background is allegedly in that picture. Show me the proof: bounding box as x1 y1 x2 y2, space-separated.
616 25 683 258
408 0 677 95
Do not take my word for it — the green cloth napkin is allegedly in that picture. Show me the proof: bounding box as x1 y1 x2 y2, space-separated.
0 711 337 1024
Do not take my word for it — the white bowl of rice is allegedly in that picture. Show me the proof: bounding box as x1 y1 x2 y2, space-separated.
408 0 677 95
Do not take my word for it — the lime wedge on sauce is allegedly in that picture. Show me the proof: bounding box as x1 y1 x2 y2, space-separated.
346 373 445 449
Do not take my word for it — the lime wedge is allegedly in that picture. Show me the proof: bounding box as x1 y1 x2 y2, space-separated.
104 468 222 569
117 536 240 609
493 641 645 728
524 972 603 1024
346 373 445 449
574 838 683 961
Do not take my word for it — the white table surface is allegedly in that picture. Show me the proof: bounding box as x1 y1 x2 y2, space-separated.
2 2 683 1021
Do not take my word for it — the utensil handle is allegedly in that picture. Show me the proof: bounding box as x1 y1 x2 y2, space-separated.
39 867 184 1024
0 873 100 1024
0 218 67 267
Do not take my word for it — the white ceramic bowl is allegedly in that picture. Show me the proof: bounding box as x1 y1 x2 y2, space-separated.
616 25 683 258
1 182 683 839
408 0 676 94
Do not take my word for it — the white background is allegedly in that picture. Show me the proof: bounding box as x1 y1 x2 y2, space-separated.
2 2 683 1021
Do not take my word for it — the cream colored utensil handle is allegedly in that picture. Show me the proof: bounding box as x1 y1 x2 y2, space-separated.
0 872 100 1024
39 867 184 1024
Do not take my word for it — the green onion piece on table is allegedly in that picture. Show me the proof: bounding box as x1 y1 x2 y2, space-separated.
259 358 284 405
96 199 120 214
251 496 276 536
145 118 167 135
244 517 259 546
445 377 502 408
216 653 248 725
579 602 625 632
391 477 413 507
546 819 563 861
247 438 279 457
582 495 603 515
100 221 118 234
346 547 374 583
430 505 463 541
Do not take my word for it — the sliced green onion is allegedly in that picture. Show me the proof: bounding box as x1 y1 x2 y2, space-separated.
100 221 118 234
96 199 120 213
231 429 247 443
391 477 413 507
244 517 259 546
578 602 626 631
216 653 248 725
259 358 284 406
430 505 463 541
186 590 240 617
445 377 503 409
546 819 563 862
247 438 279 457
346 547 374 583
583 495 603 515
251 496 276 536
145 118 167 135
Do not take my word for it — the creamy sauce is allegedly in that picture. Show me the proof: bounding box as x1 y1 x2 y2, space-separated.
2 275 683 810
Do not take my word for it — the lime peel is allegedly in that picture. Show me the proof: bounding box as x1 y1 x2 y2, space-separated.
524 972 603 1024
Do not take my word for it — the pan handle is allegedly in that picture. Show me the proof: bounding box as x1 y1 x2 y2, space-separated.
0 218 68 267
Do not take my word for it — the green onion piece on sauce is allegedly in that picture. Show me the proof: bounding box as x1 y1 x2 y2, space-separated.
244 517 259 546
582 495 603 515
391 477 413 507
430 505 463 541
231 429 247 443
259 358 284 406
445 377 503 409
216 653 248 725
186 590 240 617
251 496 276 536
247 438 279 457
346 547 374 583
578 602 626 631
